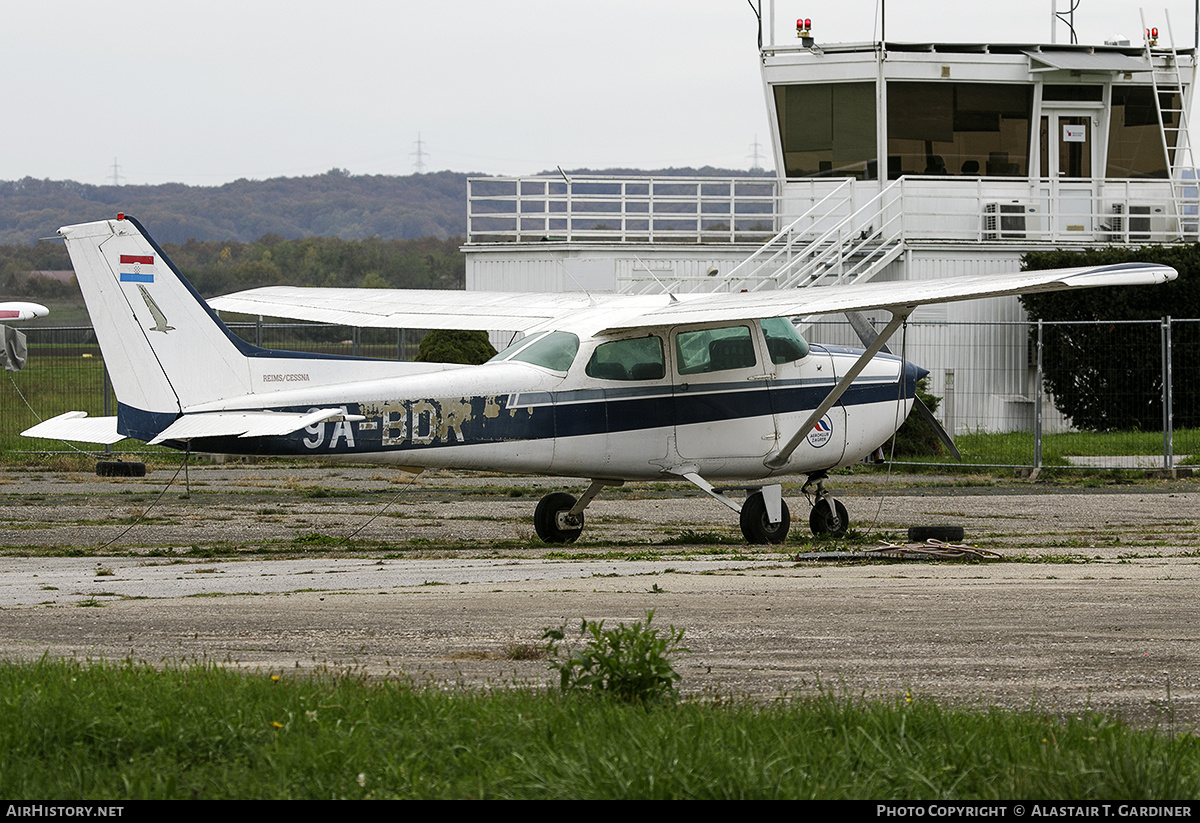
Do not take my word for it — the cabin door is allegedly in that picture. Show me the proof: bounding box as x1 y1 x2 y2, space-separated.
1038 108 1101 240
669 322 776 461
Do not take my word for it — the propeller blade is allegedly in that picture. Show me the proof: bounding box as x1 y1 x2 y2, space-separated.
843 311 961 462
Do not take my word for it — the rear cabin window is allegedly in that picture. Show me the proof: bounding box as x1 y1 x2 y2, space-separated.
585 336 665 381
675 325 757 375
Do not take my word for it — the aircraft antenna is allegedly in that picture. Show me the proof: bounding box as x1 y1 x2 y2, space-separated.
633 254 678 302
553 259 595 304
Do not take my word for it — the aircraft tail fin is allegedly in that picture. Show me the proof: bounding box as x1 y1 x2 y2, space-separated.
58 215 259 438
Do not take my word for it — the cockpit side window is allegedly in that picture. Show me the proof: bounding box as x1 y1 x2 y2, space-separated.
585 335 665 381
760 317 810 364
675 325 756 375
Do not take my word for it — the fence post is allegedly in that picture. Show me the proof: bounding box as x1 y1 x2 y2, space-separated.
944 368 955 443
1034 319 1043 471
103 365 112 457
1163 316 1174 471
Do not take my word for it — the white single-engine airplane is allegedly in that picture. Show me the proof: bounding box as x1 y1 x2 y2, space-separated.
23 215 1176 543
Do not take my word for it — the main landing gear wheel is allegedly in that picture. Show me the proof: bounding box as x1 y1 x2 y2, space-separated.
534 492 584 544
809 498 850 538
739 492 791 544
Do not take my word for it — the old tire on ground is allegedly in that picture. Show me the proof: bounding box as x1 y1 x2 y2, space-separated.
907 525 965 543
809 498 849 537
534 492 584 544
95 460 147 478
739 492 791 544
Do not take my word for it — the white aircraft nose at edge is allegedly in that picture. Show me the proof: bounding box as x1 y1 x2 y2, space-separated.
0 302 49 322
21 214 1176 544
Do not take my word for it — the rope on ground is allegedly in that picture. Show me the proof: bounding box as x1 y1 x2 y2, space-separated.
342 470 421 542
99 456 190 550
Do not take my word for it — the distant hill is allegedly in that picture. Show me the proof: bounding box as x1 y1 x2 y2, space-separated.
0 167 770 246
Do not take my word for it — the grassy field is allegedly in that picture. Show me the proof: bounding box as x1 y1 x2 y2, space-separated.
3 658 1198 800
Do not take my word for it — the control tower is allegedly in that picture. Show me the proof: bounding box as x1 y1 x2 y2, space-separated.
463 11 1195 432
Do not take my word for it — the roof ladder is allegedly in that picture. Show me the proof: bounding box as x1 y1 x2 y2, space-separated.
1143 8 1199 241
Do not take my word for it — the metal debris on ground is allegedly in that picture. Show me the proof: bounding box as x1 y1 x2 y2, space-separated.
793 540 1002 562
864 539 1002 560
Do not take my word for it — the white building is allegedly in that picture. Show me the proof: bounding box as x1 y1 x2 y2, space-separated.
463 19 1195 432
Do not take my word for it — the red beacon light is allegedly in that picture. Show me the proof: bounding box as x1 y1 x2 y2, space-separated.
796 18 811 37
1147 27 1159 45
116 212 125 221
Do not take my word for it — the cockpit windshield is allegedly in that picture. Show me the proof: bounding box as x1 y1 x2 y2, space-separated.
760 317 810 364
487 331 580 372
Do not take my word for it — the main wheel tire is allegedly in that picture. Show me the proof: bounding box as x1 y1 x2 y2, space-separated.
908 525 965 543
809 498 849 537
95 460 146 478
739 492 791 544
533 492 584 544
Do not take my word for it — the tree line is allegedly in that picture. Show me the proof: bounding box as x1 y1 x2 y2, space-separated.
1021 244 1200 431
0 166 765 246
1 233 465 300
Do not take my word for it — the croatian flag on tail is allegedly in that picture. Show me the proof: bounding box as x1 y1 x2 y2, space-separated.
119 254 155 283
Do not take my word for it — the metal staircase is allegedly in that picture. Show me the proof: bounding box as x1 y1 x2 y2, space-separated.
620 179 906 296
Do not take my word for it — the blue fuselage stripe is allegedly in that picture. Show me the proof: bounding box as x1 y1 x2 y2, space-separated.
129 365 921 456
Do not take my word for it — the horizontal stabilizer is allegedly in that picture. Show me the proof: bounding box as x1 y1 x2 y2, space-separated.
22 412 125 445
148 408 364 444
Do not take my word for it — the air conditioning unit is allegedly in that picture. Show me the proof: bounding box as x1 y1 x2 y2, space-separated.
984 202 1038 240
1111 203 1173 242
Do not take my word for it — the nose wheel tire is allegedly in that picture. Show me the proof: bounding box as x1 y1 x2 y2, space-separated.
534 492 584 544
809 498 849 537
739 492 791 544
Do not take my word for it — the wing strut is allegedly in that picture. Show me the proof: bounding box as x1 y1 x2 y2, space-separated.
764 308 912 470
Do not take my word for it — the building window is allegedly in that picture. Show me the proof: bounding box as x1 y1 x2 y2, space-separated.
774 82 877 179
886 82 1032 178
1107 86 1174 178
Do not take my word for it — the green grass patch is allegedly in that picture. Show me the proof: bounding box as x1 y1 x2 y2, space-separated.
2 659 1199 799
895 428 1200 468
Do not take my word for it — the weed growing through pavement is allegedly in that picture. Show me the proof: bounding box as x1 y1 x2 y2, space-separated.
541 610 687 704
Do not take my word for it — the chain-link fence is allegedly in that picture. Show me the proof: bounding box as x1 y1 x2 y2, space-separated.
803 317 1199 471
1 323 425 459
3 319 1196 472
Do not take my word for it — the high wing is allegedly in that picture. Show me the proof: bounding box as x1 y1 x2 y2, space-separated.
208 263 1177 332
206 287 661 334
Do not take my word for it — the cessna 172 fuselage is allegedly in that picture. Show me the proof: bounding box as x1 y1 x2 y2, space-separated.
23 215 1176 544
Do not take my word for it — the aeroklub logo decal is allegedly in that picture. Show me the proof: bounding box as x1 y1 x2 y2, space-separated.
806 415 834 448
137 285 175 334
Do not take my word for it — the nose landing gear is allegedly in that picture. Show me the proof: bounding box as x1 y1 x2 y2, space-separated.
803 472 849 537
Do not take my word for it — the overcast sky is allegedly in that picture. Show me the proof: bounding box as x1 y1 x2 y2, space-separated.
3 0 1195 185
